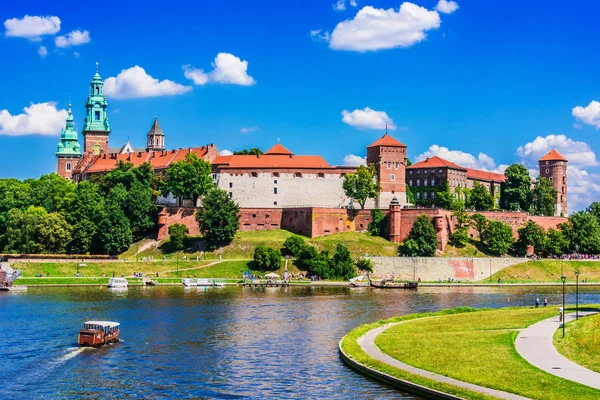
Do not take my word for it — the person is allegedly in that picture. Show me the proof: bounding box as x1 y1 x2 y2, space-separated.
544 298 548 308
559 306 564 322
535 297 540 308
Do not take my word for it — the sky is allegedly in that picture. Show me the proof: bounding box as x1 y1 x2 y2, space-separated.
1 0 600 211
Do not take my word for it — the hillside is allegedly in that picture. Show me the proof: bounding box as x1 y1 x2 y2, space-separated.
491 260 600 283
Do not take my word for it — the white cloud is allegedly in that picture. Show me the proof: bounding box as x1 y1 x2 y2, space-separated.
343 154 366 166
435 0 459 14
567 165 600 212
38 46 48 57
240 126 260 134
517 134 598 167
328 2 441 52
184 53 255 86
104 66 192 99
55 29 91 47
310 29 331 42
342 107 396 130
572 100 600 129
220 149 233 156
416 144 498 171
4 15 60 40
333 0 357 11
0 102 67 136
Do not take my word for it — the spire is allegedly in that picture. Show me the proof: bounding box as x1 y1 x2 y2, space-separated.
56 102 81 156
146 116 166 151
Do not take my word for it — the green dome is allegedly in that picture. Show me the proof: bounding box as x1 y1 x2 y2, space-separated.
56 103 81 157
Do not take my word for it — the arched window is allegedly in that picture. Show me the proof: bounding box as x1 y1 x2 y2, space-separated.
251 172 258 178
273 172 280 177
66 162 71 172
96 87 99 95
295 172 302 178
431 178 436 186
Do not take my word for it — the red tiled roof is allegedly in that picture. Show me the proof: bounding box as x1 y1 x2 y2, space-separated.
407 156 467 171
539 149 568 162
367 133 406 148
466 169 506 182
265 143 293 155
213 154 332 169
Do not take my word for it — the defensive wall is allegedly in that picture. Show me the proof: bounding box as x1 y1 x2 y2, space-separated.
370 256 527 282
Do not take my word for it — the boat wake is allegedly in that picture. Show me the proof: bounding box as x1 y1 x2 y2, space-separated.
58 346 95 362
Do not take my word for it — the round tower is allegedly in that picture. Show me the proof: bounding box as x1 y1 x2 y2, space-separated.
388 197 402 243
538 149 568 216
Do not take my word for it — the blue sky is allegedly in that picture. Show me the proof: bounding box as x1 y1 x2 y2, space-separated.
1 0 600 210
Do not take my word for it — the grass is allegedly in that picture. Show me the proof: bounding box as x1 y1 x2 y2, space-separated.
491 260 600 283
164 260 302 278
554 313 600 373
440 239 493 257
16 277 143 285
372 307 600 400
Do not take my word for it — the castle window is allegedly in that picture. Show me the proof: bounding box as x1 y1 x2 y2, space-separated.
390 174 395 181
251 172 258 177
66 162 71 172
274 201 278 206
274 180 278 184
229 192 233 198
409 170 413 175
431 192 435 199
229 182 233 188
416 179 420 186
96 87 99 95
273 172 280 177
550 177 553 182
94 111 100 120
439 169 442 173
395 162 399 169
431 178 435 186
274 187 278 194
424 170 428 174
424 178 428 186
546 169 549 174
416 192 421 200
409 179 413 186
424 192 428 200
387 162 391 169
318 173 325 178
563 176 566 183
295 172 302 178
212 174 217 179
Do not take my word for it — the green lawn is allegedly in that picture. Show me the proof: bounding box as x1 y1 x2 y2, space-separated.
440 239 493 257
554 313 600 373
17 277 143 285
372 307 600 400
491 260 600 283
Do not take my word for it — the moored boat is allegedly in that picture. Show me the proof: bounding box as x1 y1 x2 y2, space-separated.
78 321 120 347
182 278 224 287
107 277 128 288
369 279 418 289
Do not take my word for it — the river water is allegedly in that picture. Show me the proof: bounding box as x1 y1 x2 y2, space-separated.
1 285 599 399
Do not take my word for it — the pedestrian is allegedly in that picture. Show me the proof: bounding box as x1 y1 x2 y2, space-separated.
559 306 564 322
535 297 540 308
544 298 548 308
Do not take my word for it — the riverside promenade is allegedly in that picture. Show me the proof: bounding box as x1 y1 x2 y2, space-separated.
515 311 600 389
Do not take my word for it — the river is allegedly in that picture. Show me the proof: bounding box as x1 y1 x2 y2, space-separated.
1 285 599 399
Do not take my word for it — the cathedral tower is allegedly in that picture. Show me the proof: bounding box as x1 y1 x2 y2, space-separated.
146 116 165 152
82 62 110 154
366 132 408 208
539 149 568 216
56 103 82 179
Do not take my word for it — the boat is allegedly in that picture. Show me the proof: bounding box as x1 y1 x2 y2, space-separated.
182 278 225 287
78 321 120 347
369 279 418 289
349 275 370 287
107 277 128 288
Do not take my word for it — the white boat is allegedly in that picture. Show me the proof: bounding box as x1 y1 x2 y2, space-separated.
182 278 224 287
107 277 128 288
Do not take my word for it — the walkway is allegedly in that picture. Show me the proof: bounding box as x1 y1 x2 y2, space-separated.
515 311 600 389
358 322 529 400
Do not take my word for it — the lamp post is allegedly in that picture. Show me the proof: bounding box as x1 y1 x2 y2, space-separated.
575 271 580 320
561 275 566 338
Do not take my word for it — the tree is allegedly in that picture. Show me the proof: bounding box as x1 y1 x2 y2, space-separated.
96 204 132 255
399 215 438 256
69 219 97 254
30 173 76 213
233 148 263 155
569 211 600 254
470 213 488 242
503 164 532 211
67 181 106 225
0 179 32 234
514 220 547 256
531 177 557 216
587 202 600 221
449 209 469 247
126 180 158 238
355 257 373 273
342 165 379 209
163 153 214 205
367 209 386 237
35 212 72 254
283 235 308 257
482 220 514 255
545 228 569 256
253 244 281 270
330 243 356 280
0 206 45 253
433 181 463 210
196 188 240 249
168 223 189 252
467 181 494 211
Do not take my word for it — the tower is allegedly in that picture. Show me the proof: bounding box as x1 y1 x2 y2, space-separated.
82 62 110 154
538 149 568 216
56 103 82 179
366 132 408 208
146 116 165 152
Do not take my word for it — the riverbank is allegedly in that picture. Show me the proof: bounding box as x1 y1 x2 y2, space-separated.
554 312 600 374
340 306 600 400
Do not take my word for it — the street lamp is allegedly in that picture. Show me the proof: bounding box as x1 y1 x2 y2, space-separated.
575 271 580 320
561 275 566 338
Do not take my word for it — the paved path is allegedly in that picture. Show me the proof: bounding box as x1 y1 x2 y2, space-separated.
358 322 529 400
515 311 600 389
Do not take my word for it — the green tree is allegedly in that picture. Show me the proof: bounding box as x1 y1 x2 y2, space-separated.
569 211 600 254
449 209 470 247
67 181 106 225
482 220 514 255
233 148 263 155
68 219 97 254
470 213 488 242
36 212 73 254
168 223 189 252
467 181 494 211
342 165 379 209
283 235 307 257
514 220 547 256
367 209 386 237
406 185 416 205
29 173 76 213
433 181 457 210
557 221 575 253
399 215 438 256
253 244 281 270
0 206 45 253
196 188 240 249
586 202 600 221
531 177 558 216
0 179 32 234
503 164 532 211
163 153 214 205
545 228 569 256
355 257 373 273
330 243 356 280
96 204 132 255
126 180 158 238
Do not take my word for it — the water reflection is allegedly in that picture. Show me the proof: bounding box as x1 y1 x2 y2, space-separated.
1 285 598 399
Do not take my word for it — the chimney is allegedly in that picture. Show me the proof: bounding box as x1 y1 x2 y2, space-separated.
138 151 142 157
188 148 192 153
128 153 132 161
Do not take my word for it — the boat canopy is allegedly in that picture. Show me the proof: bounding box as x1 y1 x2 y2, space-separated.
83 321 120 328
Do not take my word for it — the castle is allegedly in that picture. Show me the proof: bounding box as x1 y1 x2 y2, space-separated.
56 65 569 247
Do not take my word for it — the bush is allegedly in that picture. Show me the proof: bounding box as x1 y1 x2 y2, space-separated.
367 209 386 237
283 235 307 257
399 215 438 256
355 257 373 273
196 188 240 249
253 244 281 270
482 220 514 255
449 228 469 248
168 223 189 252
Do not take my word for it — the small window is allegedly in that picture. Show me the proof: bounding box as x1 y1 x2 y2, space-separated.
424 178 428 186
229 192 233 198
424 170 428 174
251 172 258 178
390 174 395 181
546 169 549 174
66 162 71 172
212 174 217 179
409 171 413 175
273 172 280 177
94 111 100 121
409 179 413 186
273 201 278 206
391 190 395 194
274 180 278 184
295 172 302 178
432 178 436 186
424 192 428 200
395 162 399 169
229 182 233 188
274 187 278 194
266 214 270 218
431 192 435 199
439 169 442 173
387 162 391 169
416 192 421 199
95 87 99 95
318 173 324 178
416 179 420 186
252 214 257 218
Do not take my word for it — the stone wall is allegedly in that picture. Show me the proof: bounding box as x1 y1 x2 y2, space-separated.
371 256 527 282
